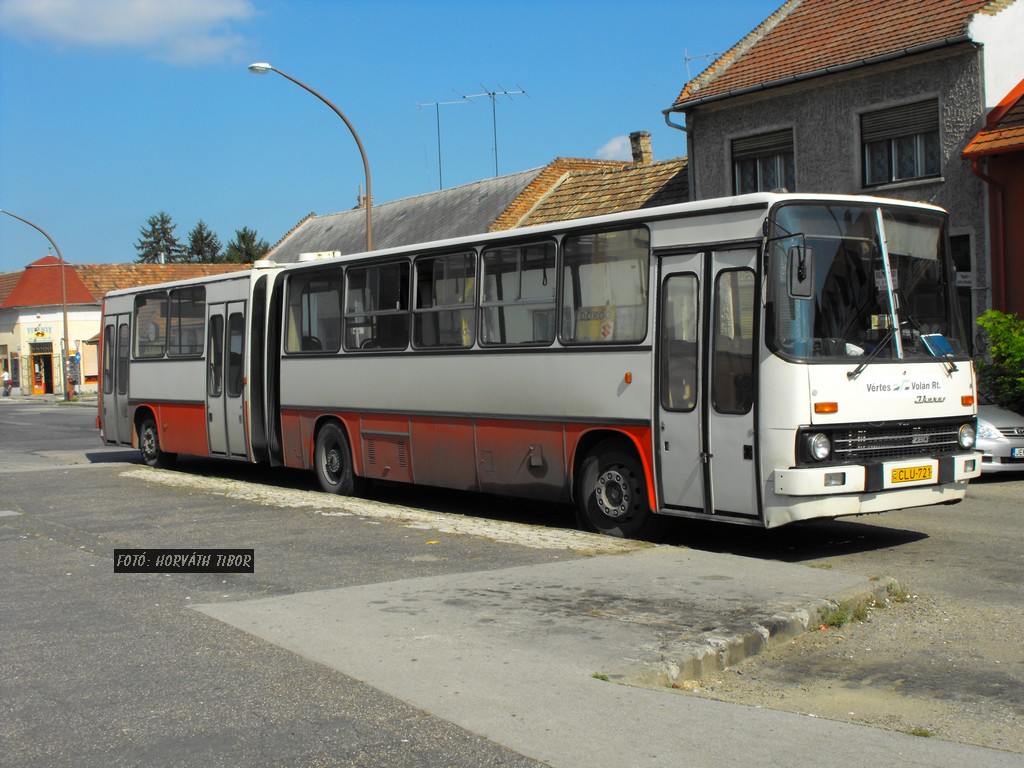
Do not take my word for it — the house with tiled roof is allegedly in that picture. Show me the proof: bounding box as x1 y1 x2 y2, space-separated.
963 78 1024 317
664 0 1023 337
0 259 245 397
265 132 687 262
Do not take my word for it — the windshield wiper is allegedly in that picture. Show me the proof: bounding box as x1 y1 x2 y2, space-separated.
847 326 895 380
896 291 959 375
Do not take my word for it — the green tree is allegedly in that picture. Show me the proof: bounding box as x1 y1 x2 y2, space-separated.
185 220 223 263
976 310 1024 414
134 211 184 263
225 226 270 264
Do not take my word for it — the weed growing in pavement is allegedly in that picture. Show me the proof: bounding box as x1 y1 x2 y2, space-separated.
905 727 934 738
819 597 871 628
819 604 853 628
886 581 912 603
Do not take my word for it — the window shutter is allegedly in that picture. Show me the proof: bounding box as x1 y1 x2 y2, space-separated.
732 129 793 160
861 100 938 143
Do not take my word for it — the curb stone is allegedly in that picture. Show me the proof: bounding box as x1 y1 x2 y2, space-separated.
618 577 898 689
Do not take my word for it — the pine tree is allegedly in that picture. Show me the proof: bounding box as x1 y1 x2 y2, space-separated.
185 220 223 263
225 226 270 264
134 212 184 263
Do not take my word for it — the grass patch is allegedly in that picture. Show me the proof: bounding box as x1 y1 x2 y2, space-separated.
886 581 912 603
905 727 933 738
592 673 610 682
819 596 871 628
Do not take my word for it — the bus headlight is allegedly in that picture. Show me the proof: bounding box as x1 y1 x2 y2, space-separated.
958 423 976 449
806 432 831 461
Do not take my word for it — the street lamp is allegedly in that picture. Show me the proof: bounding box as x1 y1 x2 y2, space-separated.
0 209 73 400
248 62 374 252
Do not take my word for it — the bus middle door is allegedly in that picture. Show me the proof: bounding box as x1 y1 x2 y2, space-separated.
657 249 759 518
206 301 248 459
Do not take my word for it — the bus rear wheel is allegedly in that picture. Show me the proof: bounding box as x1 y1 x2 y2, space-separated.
576 442 661 539
314 422 359 495
139 417 176 469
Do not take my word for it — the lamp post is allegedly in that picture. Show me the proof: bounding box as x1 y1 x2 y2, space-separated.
0 209 73 400
248 62 374 252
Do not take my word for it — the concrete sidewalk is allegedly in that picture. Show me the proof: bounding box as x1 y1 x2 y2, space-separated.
0 392 98 406
195 545 1012 767
199 544 884 689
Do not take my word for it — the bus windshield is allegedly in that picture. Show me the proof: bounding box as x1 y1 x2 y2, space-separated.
766 202 968 362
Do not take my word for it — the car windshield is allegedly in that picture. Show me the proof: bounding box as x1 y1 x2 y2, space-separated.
766 202 968 362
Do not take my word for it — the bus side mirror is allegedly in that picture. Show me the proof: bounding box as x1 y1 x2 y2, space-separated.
788 245 814 298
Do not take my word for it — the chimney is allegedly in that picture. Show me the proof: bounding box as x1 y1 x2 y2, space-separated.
629 131 653 165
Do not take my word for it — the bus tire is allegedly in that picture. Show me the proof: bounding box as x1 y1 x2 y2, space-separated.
139 417 177 469
314 422 359 495
576 441 661 539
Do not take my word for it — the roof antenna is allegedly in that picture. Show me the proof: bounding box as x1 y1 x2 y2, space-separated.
684 49 721 79
455 85 527 177
417 97 469 190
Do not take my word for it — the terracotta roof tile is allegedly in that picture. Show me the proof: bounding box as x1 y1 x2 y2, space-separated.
72 263 247 302
963 78 1024 156
0 261 247 309
1 256 97 309
489 158 631 232
673 0 1002 108
517 158 689 228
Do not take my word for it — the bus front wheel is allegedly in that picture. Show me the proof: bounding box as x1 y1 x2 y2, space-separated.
314 422 359 495
139 417 176 469
576 442 661 539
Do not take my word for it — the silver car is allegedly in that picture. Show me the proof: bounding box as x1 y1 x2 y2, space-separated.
977 396 1024 473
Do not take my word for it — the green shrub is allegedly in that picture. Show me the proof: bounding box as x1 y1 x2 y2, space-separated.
975 310 1024 414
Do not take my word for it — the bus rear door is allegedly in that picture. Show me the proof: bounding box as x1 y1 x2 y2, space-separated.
102 313 133 445
657 249 759 519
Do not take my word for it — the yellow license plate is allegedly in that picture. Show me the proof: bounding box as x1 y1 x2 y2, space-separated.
891 465 933 483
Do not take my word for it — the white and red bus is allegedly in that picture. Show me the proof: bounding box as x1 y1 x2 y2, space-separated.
99 193 981 537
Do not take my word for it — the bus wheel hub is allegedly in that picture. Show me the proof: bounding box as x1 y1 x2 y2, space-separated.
597 470 630 518
326 448 341 476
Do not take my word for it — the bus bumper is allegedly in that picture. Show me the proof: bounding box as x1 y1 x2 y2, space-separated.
772 452 981 496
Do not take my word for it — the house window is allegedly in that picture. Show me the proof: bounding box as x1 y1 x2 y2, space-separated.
732 129 795 194
861 100 940 187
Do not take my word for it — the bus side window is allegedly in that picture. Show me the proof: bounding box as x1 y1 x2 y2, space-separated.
344 261 410 351
414 251 475 349
480 242 556 346
133 292 168 358
561 227 650 344
285 269 342 354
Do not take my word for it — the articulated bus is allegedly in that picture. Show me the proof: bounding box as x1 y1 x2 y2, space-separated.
99 192 981 537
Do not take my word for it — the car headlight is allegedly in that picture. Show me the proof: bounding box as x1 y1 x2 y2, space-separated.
976 423 1000 441
959 423 977 449
806 432 831 461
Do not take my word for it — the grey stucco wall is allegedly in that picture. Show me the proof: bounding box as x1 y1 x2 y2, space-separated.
684 44 989 318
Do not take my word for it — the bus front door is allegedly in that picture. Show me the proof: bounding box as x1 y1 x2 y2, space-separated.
102 314 133 445
206 301 248 459
657 249 759 519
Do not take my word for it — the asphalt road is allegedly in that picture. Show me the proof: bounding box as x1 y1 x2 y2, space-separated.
1 398 1020 767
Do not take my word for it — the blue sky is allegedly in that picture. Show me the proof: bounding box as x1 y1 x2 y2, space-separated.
0 0 781 272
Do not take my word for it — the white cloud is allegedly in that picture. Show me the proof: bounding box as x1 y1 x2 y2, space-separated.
0 0 256 64
596 135 631 161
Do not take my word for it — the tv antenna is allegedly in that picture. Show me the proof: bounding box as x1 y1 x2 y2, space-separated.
455 85 527 177
684 49 721 79
417 97 469 190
